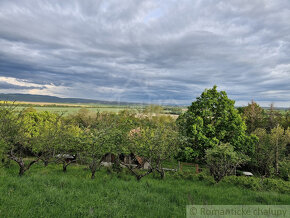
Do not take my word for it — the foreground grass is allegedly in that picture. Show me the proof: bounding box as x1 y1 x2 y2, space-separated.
0 164 289 217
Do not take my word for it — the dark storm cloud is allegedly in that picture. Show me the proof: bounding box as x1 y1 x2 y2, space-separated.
0 0 289 106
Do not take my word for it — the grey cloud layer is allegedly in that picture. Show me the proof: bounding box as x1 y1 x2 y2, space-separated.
0 0 289 106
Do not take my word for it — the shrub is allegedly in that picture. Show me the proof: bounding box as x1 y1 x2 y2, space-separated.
196 171 215 184
206 143 249 182
221 176 262 191
279 160 290 181
221 176 290 194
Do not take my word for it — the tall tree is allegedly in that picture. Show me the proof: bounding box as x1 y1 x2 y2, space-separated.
252 126 290 176
242 100 266 133
267 104 282 131
270 125 290 175
177 85 257 163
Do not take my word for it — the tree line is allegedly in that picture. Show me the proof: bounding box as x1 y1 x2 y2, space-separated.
0 86 289 183
0 105 178 180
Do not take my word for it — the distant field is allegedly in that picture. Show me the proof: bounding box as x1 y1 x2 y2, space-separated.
16 106 132 115
1 101 183 116
0 101 140 115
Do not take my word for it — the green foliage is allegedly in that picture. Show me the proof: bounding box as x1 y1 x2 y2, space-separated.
20 111 62 154
241 100 266 133
130 124 178 164
221 176 290 194
279 160 290 181
195 171 215 184
82 115 123 177
251 126 290 178
177 85 257 162
143 104 164 114
251 128 274 176
266 104 284 131
0 103 23 154
127 121 179 180
206 143 249 182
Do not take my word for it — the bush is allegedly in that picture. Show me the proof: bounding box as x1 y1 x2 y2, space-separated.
262 178 290 193
279 160 290 181
196 171 215 184
206 143 249 182
221 176 262 191
221 176 290 194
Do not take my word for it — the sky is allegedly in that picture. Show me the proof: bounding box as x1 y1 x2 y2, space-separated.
0 0 289 107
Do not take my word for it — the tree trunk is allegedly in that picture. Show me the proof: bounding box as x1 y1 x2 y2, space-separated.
275 138 279 175
90 158 98 179
160 169 165 179
156 168 165 179
18 163 26 176
91 170 96 179
44 160 49 167
9 154 39 176
63 162 67 172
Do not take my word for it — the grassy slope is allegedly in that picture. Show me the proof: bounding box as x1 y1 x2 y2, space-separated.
0 164 289 218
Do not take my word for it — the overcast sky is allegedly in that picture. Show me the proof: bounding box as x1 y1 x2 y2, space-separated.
0 0 289 106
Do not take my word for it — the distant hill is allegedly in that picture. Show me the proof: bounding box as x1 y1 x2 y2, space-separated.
0 93 142 106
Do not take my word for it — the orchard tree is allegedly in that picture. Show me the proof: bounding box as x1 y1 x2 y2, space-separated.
21 111 63 167
177 86 257 163
55 124 83 172
127 122 179 180
0 103 40 176
81 112 128 178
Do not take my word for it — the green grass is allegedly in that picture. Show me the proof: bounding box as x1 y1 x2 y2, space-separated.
0 164 289 218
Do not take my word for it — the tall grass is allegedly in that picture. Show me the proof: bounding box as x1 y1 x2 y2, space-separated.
0 163 289 217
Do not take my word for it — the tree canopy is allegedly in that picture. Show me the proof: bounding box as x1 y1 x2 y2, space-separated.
177 85 257 162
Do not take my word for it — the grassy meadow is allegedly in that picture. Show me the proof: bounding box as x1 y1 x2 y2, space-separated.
0 163 289 218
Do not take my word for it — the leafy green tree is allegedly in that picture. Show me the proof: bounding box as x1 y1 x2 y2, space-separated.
21 111 63 167
251 128 275 176
242 100 266 133
206 143 248 182
55 124 83 172
80 112 129 178
127 122 179 180
270 125 290 175
281 109 290 130
251 126 290 177
0 103 40 176
177 86 257 163
266 104 283 131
